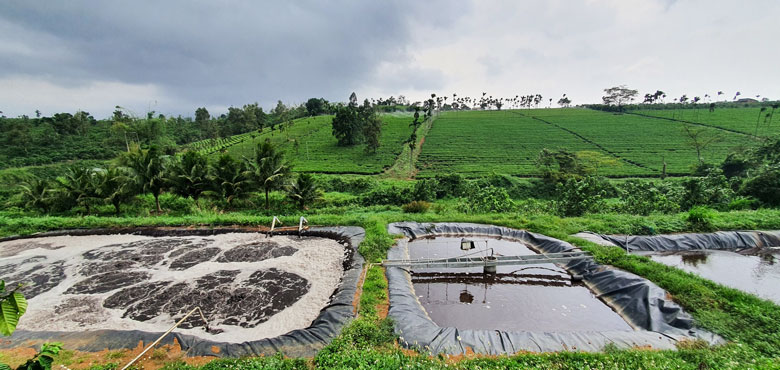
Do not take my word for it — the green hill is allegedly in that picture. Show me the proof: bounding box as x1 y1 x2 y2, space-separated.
417 108 757 177
213 114 414 174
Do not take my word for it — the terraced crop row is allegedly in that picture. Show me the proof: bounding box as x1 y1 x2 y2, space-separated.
417 110 612 177
418 108 756 177
185 132 255 155
221 114 414 174
631 107 780 137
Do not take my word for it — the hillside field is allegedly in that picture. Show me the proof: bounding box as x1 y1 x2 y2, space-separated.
416 108 757 177
210 114 414 174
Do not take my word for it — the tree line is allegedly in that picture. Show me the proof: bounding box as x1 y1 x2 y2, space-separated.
14 142 321 215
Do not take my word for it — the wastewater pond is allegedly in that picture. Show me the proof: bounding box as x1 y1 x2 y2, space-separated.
0 233 346 342
640 249 780 304
408 236 633 332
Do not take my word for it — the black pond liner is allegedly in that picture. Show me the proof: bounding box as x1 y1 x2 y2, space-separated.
575 230 780 252
386 222 722 354
0 226 365 358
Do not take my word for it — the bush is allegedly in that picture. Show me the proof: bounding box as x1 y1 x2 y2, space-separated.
361 184 412 206
681 168 734 210
412 179 437 201
618 180 680 215
433 173 466 198
554 176 610 217
323 176 376 194
740 165 780 207
458 186 515 213
728 196 759 211
402 200 431 213
687 206 717 232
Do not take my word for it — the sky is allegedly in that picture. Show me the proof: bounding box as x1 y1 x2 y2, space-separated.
1 0 778 119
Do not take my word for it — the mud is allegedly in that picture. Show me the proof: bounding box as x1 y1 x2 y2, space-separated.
408 237 633 332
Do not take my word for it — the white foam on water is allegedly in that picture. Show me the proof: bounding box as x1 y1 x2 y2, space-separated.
0 233 346 343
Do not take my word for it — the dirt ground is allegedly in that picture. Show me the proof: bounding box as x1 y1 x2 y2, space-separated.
0 339 217 370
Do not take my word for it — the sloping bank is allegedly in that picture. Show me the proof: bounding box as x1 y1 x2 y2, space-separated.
0 226 364 358
385 222 721 355
574 230 780 251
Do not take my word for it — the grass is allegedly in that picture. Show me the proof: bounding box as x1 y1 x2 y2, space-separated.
632 106 780 137
218 114 413 174
417 108 756 177
4 208 779 368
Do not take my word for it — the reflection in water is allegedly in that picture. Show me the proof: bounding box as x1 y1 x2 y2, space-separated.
681 253 708 266
408 237 633 332
645 249 780 304
459 290 474 304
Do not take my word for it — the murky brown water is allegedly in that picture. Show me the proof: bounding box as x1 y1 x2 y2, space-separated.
408 237 633 332
642 249 780 304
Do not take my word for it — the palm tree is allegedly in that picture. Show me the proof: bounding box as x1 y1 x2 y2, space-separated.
56 166 101 214
167 150 209 209
245 142 291 209
208 153 250 209
119 145 166 213
286 173 322 210
18 176 53 213
96 166 136 215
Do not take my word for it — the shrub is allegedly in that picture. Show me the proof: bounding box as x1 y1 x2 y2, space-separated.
728 196 759 211
681 168 734 210
324 176 376 194
687 206 717 232
412 179 437 201
402 200 431 213
433 173 466 198
458 186 515 213
618 180 680 215
740 165 780 207
361 185 412 206
554 176 610 217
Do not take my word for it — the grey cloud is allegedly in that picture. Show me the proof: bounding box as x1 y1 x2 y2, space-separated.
0 1 462 114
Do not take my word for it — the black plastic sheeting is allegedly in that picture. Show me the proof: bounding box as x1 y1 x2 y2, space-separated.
386 222 721 354
0 226 365 358
576 230 780 252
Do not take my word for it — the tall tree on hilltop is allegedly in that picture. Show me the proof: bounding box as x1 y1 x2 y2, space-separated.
602 85 638 112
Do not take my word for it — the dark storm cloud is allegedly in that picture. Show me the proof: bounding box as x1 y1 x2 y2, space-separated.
0 1 460 112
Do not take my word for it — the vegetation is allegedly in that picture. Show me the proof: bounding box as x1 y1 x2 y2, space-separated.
5 98 780 368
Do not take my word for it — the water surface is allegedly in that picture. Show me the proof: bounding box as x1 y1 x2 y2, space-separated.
408 236 633 332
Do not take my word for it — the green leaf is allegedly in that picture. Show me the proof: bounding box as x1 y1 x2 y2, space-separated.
0 292 27 336
0 363 12 370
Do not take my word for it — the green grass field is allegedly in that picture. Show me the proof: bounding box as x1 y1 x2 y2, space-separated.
631 106 780 137
217 113 413 174
417 108 756 177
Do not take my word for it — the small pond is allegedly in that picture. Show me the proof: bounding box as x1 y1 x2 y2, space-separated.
640 249 780 304
408 236 633 332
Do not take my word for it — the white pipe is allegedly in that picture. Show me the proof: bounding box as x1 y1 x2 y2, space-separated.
298 217 308 237
268 216 282 238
